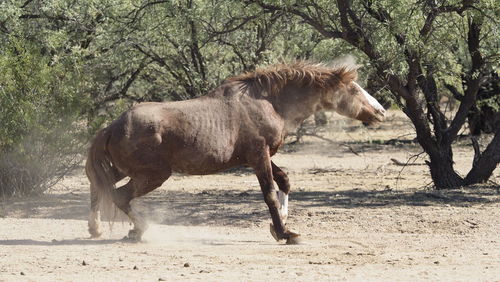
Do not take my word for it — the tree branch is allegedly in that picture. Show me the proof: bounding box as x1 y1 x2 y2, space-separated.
247 0 342 38
126 0 170 24
362 1 392 23
99 59 151 105
445 17 484 142
444 84 464 101
420 0 475 40
416 63 448 142
20 0 34 8
204 14 262 35
19 14 69 21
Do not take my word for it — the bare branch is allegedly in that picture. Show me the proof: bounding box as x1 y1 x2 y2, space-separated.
246 0 342 38
204 14 262 35
362 1 392 23
126 0 170 24
446 17 484 141
420 0 475 40
20 0 34 8
444 84 464 101
99 59 151 105
0 20 10 34
19 13 69 21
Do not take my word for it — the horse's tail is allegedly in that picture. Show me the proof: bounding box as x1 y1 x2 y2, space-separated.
85 127 117 230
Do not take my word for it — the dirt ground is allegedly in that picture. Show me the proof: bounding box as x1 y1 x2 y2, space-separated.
1 110 499 281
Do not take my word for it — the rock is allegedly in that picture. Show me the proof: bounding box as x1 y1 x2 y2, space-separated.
20 272 25 276
82 260 87 266
133 266 138 270
183 262 190 267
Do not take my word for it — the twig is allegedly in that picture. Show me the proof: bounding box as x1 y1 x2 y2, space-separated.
341 144 361 156
394 151 426 189
390 158 426 166
290 130 362 156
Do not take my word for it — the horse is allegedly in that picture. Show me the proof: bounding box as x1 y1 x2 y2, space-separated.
85 60 386 244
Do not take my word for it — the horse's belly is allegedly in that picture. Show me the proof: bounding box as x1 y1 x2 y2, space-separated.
169 151 240 175
166 139 241 175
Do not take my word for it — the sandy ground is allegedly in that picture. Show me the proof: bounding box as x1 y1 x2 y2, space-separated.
1 110 499 281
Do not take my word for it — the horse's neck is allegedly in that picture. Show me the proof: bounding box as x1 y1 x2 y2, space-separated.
272 85 322 131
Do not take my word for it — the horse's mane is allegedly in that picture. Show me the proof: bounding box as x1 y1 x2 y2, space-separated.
227 60 359 97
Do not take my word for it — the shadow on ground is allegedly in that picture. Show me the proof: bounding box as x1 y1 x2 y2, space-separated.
0 238 124 246
1 185 498 227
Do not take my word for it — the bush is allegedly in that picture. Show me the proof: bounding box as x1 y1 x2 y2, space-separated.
0 120 86 198
0 37 88 198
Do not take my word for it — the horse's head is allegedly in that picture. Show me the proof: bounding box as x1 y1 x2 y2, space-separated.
321 71 386 125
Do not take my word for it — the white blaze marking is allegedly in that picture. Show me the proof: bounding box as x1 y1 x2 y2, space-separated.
277 190 289 221
353 82 386 115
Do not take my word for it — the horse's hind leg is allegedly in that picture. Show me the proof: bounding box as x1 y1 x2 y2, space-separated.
88 168 125 238
271 161 290 223
88 183 102 238
112 170 170 241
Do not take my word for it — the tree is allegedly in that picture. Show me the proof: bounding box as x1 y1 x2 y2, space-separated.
248 0 499 188
1 0 497 195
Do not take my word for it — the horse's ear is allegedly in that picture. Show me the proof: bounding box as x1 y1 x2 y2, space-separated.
340 66 359 84
330 64 360 86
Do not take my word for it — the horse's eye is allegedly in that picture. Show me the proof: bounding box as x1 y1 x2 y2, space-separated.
347 85 357 94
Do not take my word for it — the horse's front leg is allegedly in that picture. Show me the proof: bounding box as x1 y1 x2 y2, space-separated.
250 146 300 244
271 161 290 223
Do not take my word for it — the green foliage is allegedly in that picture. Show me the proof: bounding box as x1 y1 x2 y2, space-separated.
0 36 87 149
0 0 498 195
0 35 87 197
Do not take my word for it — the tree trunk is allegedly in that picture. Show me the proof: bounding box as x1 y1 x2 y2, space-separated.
427 157 464 189
464 127 500 184
423 141 464 189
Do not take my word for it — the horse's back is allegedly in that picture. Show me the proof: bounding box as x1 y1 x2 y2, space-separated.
106 98 242 175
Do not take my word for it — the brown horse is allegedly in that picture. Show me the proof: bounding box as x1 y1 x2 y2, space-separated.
86 61 386 243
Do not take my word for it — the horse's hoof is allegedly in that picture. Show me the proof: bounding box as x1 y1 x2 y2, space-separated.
88 230 102 239
270 224 300 244
122 230 143 242
89 234 101 239
285 233 301 245
269 223 279 241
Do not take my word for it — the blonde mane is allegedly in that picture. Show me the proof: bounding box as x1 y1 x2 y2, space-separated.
228 61 359 97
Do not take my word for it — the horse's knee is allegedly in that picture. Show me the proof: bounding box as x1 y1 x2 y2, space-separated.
263 188 279 205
